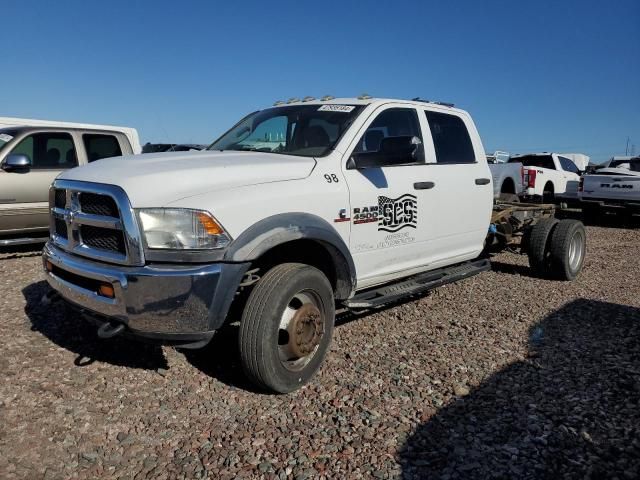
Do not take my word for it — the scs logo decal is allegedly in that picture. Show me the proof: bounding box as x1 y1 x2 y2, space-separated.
351 194 419 232
378 194 418 232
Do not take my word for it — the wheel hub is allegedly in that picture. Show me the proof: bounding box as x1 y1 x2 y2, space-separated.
289 303 323 357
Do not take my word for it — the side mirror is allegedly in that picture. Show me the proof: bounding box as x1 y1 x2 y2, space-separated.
348 136 425 169
2 154 31 171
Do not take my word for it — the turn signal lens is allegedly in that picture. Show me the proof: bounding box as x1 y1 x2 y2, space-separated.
98 283 115 298
45 260 53 272
196 212 224 235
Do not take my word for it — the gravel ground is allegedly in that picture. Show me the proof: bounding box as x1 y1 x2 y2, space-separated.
1 218 639 479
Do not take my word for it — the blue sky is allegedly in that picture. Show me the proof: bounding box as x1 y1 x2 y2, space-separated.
1 0 638 162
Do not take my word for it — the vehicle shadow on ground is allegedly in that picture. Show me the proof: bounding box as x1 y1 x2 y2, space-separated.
183 291 447 392
557 209 639 229
181 323 264 392
0 243 44 260
489 260 531 277
22 281 168 370
399 299 640 479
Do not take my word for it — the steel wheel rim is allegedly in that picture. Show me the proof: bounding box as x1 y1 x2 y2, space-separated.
277 290 325 372
568 230 584 271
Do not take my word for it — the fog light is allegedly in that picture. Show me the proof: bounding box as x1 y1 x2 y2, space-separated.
45 261 53 272
98 284 115 298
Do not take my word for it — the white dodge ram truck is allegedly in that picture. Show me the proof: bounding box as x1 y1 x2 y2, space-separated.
43 97 586 392
509 153 582 204
580 157 640 218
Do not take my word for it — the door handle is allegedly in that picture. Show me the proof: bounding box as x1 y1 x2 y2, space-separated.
475 178 490 185
414 181 435 190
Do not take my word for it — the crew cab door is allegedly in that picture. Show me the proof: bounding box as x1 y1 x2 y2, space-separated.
418 108 493 264
0 131 79 234
341 105 432 287
342 105 492 289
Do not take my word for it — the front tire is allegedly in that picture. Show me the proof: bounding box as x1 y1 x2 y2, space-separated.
239 263 335 393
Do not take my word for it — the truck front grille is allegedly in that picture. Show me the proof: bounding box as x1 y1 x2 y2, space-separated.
80 225 126 254
55 218 68 239
79 192 119 217
49 181 144 266
54 189 66 208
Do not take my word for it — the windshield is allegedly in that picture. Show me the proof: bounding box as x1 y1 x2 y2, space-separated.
0 129 17 151
510 154 555 170
209 104 364 157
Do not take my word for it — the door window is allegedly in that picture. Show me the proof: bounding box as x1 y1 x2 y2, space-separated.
558 156 580 174
10 132 78 169
354 108 422 154
83 134 123 162
425 111 476 164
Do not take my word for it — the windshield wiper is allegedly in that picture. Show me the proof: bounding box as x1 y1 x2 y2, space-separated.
236 147 275 153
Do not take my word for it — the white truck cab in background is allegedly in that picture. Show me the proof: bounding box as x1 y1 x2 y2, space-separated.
509 152 582 204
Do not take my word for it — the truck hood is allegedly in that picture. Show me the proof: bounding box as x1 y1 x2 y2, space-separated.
592 167 640 177
59 151 316 207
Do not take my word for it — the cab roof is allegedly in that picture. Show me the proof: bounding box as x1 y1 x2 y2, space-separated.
270 97 468 115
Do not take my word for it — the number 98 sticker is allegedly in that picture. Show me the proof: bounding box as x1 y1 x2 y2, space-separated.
324 174 339 183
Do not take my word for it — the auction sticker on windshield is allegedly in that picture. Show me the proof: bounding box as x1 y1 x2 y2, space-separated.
0 134 13 142
318 105 355 113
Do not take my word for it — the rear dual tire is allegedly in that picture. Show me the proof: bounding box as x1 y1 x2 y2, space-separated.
527 219 586 280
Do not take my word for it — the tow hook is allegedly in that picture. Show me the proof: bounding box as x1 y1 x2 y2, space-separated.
97 322 126 339
41 289 61 306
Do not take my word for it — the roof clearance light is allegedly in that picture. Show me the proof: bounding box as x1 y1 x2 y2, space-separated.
358 93 372 100
433 101 455 107
273 100 285 106
320 95 335 101
287 97 300 104
302 96 316 102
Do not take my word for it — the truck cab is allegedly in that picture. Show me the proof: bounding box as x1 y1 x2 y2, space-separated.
42 97 498 392
0 121 140 246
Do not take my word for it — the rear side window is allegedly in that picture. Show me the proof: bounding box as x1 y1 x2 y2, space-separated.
425 111 476 164
83 134 122 162
9 132 78 169
510 155 556 170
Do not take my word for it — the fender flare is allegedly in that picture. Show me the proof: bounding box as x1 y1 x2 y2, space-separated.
224 213 357 299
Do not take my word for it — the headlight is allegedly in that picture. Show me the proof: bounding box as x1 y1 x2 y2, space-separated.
137 208 231 250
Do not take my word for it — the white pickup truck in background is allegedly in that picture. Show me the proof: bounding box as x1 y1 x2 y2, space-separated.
509 153 582 204
487 150 524 199
580 157 640 218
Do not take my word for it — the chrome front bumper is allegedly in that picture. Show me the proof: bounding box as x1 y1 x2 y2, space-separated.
43 243 249 341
